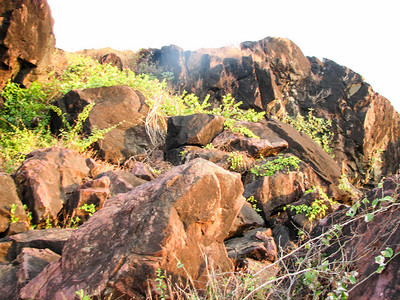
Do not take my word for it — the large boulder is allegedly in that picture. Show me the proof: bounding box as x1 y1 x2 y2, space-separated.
20 159 245 299
0 0 55 88
13 147 91 223
0 173 30 237
50 86 150 164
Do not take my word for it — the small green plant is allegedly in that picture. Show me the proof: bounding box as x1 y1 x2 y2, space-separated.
9 204 19 224
286 187 337 221
375 247 394 274
75 289 91 300
155 268 167 300
246 196 262 212
78 203 96 217
284 109 333 154
23 204 37 230
250 155 300 177
50 103 120 153
203 143 216 150
228 151 244 171
45 215 53 229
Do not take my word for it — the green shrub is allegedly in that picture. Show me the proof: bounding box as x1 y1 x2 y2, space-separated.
284 109 333 154
251 155 300 177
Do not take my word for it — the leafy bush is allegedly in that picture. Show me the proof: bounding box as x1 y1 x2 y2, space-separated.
251 154 300 177
286 186 337 221
284 109 333 154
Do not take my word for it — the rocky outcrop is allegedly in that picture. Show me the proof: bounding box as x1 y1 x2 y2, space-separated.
0 173 29 237
13 147 91 223
0 0 55 88
143 37 400 188
50 86 150 164
20 159 245 299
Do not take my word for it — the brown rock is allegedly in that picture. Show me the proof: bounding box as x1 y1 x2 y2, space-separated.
20 159 245 299
129 162 157 181
0 228 74 262
166 113 225 151
0 173 30 236
212 128 288 158
16 247 60 289
225 228 278 264
96 170 147 195
0 263 18 299
13 147 90 223
65 177 110 220
166 145 231 167
244 157 311 222
0 0 55 88
227 201 265 239
50 86 150 164
99 53 123 71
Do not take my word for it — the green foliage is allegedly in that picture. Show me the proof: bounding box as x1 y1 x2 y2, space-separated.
285 109 333 154
155 268 167 300
246 196 262 212
75 289 91 300
50 103 119 153
9 204 19 224
287 187 336 221
250 155 300 177
228 151 244 171
156 93 265 138
0 81 50 130
78 203 96 217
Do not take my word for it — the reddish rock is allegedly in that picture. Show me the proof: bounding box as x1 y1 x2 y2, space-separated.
99 53 123 71
0 228 74 262
0 263 18 299
13 147 90 223
227 201 265 239
16 247 60 289
0 173 30 236
96 170 147 195
66 177 110 220
225 228 278 265
130 162 157 181
20 159 245 299
212 129 288 158
0 0 55 88
50 86 150 164
243 155 338 224
166 113 225 151
166 145 231 167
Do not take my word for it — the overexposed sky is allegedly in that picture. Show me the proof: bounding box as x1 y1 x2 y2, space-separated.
47 0 399 111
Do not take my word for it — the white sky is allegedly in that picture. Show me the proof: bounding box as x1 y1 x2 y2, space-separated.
47 0 399 111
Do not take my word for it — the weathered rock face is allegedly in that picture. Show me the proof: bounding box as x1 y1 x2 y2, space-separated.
51 86 150 164
20 159 245 299
0 173 30 237
143 37 400 187
13 147 91 223
0 0 55 88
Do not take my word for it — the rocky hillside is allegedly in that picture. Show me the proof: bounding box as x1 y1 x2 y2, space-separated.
139 40 400 187
2 1 400 299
